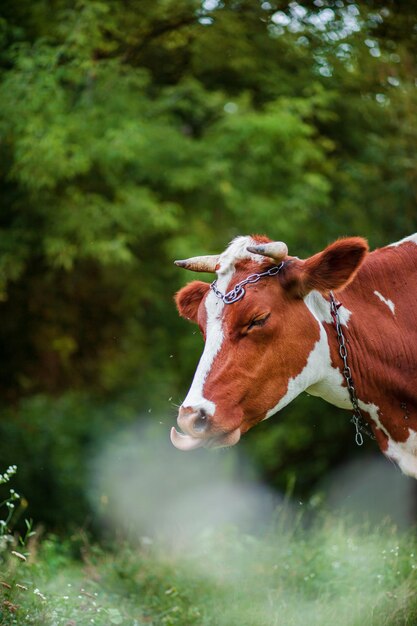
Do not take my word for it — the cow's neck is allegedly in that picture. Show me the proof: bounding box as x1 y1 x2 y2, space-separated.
305 241 417 408
325 242 417 415
303 290 353 410
304 240 417 476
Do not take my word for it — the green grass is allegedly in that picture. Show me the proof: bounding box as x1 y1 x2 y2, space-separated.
1 514 417 626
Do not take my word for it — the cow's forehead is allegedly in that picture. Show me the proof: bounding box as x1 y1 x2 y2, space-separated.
216 235 269 277
203 235 273 329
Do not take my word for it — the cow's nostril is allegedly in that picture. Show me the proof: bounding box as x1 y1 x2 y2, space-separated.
193 408 208 433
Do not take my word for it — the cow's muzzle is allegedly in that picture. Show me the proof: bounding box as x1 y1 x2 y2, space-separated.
177 406 210 435
171 406 241 451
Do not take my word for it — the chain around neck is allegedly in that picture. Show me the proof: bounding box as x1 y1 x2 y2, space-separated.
329 291 375 445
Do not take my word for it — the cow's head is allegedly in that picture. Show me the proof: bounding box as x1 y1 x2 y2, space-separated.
171 235 368 451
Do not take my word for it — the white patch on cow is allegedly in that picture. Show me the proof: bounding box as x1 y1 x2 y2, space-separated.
386 430 417 479
388 233 417 248
304 291 351 326
374 290 395 314
265 322 351 420
182 288 222 415
357 401 388 437
353 401 417 479
264 291 355 421
182 236 262 414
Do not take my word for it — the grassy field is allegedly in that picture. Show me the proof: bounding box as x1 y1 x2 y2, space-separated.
1 513 417 626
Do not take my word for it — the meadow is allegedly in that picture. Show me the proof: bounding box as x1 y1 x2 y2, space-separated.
1 457 417 626
2 510 417 625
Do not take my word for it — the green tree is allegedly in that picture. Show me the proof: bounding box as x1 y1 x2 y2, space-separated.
0 0 416 525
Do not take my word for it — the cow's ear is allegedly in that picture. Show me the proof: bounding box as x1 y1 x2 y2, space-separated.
283 237 369 297
175 281 210 322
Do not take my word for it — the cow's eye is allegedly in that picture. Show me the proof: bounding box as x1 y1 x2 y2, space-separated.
247 313 270 332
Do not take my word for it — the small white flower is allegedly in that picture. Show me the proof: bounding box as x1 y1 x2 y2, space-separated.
33 588 47 600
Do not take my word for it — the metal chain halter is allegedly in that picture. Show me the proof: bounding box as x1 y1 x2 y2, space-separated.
210 262 284 304
329 292 375 445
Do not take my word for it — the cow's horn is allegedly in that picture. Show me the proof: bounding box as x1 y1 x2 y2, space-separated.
246 241 288 261
174 254 219 273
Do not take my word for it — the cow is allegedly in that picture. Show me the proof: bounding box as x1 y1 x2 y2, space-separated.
171 234 417 478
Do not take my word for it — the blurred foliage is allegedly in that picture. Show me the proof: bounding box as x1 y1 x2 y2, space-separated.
0 0 416 527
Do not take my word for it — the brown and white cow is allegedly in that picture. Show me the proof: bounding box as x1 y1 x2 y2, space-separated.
171 234 417 478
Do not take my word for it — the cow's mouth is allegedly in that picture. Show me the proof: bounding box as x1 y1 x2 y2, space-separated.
170 426 241 451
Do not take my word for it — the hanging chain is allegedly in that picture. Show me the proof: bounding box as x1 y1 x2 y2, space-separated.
210 263 284 304
329 292 375 445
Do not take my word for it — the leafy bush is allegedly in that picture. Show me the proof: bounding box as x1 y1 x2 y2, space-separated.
0 395 144 529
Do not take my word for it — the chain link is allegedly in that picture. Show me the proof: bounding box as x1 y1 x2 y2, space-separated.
329 292 375 445
210 263 284 304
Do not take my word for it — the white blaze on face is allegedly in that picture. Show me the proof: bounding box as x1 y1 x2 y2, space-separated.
182 237 264 414
181 289 223 415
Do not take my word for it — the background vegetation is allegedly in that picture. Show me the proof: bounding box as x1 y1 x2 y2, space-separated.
0 1 417 622
3 514 417 625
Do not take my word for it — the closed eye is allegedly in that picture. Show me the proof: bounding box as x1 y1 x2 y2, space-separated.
247 313 270 332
